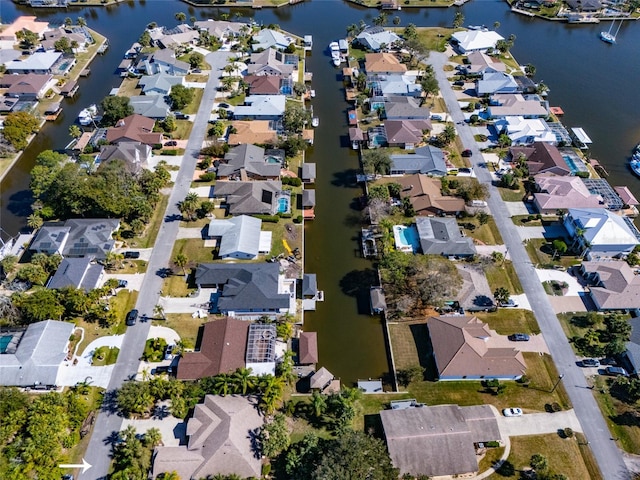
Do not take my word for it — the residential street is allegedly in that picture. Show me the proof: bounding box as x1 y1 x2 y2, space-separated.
428 51 628 480
80 52 234 480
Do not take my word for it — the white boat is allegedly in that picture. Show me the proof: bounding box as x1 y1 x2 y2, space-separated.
332 56 341 67
78 104 98 126
311 117 319 127
600 18 622 44
310 89 316 98
630 158 640 177
329 41 340 53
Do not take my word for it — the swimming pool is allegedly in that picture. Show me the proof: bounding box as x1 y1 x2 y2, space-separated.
562 154 588 174
393 225 419 253
0 335 12 354
277 196 290 214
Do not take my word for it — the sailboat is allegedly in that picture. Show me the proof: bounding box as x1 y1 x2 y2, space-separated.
600 17 622 44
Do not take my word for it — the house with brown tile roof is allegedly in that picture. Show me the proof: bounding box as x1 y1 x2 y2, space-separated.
152 395 263 480
615 186 639 207
105 114 163 146
428 315 526 380
176 318 249 380
365 52 407 75
244 74 283 95
579 261 640 311
298 332 318 365
0 73 52 99
508 142 570 176
384 120 429 149
228 120 277 146
395 174 466 216
380 404 500 478
533 174 603 214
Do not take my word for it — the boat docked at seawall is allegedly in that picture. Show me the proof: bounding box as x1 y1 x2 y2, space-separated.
600 17 622 44
329 41 342 66
630 158 640 177
77 104 100 126
311 117 319 127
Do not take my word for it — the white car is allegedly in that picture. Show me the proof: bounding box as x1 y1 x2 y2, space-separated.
502 407 523 417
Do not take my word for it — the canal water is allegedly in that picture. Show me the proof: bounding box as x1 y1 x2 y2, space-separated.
1 0 639 383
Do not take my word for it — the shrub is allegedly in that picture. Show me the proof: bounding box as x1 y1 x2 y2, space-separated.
563 427 574 438
255 215 279 223
142 337 168 362
486 441 500 448
282 176 302 187
278 213 292 219
294 215 303 224
161 149 180 156
199 172 216 182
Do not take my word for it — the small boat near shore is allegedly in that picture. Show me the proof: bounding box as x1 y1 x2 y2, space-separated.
630 158 640 177
311 117 319 127
329 41 341 67
78 104 99 126
600 17 622 44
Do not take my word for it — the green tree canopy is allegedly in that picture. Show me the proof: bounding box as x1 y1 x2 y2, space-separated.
169 84 194 111
13 289 64 322
100 96 134 127
362 150 391 176
283 103 311 135
3 111 40 150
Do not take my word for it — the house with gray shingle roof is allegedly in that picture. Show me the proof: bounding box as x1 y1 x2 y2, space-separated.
248 49 296 78
0 320 74 387
195 263 291 317
384 100 431 122
129 94 171 119
47 257 104 291
233 95 286 121
476 71 519 96
415 217 476 257
579 261 640 311
143 49 189 76
98 142 151 173
252 28 294 51
42 218 119 260
30 225 71 255
390 145 447 176
217 144 281 180
301 163 316 183
213 180 282 215
207 215 271 259
138 73 183 95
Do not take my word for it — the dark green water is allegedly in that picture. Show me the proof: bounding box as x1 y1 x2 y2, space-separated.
2 0 640 383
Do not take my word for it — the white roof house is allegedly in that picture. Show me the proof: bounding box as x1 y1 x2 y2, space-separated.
355 27 401 52
233 95 286 120
564 208 640 260
494 116 556 145
252 29 294 51
452 29 504 53
208 215 271 259
5 51 62 74
0 320 74 387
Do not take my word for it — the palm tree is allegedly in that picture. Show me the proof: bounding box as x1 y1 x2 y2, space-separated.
76 17 86 27
232 367 254 395
373 12 388 27
175 12 187 23
310 391 326 419
145 427 163 448
178 192 199 221
26 213 43 231
154 304 166 320
64 17 73 27
493 21 501 30
173 253 188 276
213 373 231 396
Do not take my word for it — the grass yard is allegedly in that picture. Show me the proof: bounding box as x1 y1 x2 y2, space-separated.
179 217 212 229
478 446 505 474
488 434 600 480
128 194 169 249
67 386 105 465
172 120 194 140
225 92 246 107
524 238 581 269
388 321 431 371
158 313 207 349
91 346 119 366
414 27 459 51
476 309 540 335
484 260 523 294
511 214 561 227
163 273 195 298
183 88 204 115
171 238 215 266
458 217 503 245
498 186 526 202
262 220 303 258
117 77 141 97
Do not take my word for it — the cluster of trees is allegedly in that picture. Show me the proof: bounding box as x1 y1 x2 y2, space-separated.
433 123 457 147
111 425 163 480
169 84 195 111
177 192 215 221
440 177 489 202
0 386 95 480
53 36 79 54
1 111 40 150
379 248 463 315
30 150 170 229
570 312 631 358
362 150 391 176
116 368 285 419
282 103 311 135
101 96 134 126
495 34 517 54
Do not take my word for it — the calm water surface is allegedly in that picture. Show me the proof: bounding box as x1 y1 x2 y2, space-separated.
1 0 639 383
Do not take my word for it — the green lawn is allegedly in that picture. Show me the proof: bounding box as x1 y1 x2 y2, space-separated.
158 313 206 349
458 217 503 245
163 274 195 298
484 260 523 294
498 186 526 202
225 92 246 107
172 120 194 140
488 434 601 480
524 238 581 269
127 194 169 249
511 214 561 227
476 309 540 335
183 88 204 115
171 238 216 267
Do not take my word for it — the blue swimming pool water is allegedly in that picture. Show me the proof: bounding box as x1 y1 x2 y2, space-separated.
370 134 386 147
277 197 289 213
0 335 12 353
394 225 419 252
563 155 579 173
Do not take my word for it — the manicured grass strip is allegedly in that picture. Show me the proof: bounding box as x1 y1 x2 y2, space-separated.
476 309 540 335
485 260 523 294
160 313 206 349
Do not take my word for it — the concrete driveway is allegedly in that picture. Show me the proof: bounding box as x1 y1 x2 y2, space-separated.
505 201 530 216
497 410 583 437
535 269 584 296
160 288 215 314
121 400 186 447
492 333 549 354
100 273 145 291
176 226 206 240
115 247 153 261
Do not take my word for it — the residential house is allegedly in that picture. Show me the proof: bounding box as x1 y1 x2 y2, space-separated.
451 29 505 53
151 395 263 480
487 93 548 119
0 73 53 99
297 331 318 366
494 117 556 145
302 189 316 220
310 366 339 392
508 142 569 175
0 96 19 113
0 320 74 387
380 404 500 478
195 263 292 318
384 120 429 149
194 20 248 40
40 27 88 52
0 16 50 48
566 0 602 11
233 95 286 121
579 261 640 311
301 163 316 183
217 144 281 180
364 52 407 75
138 73 183 96
59 79 78 97
46 257 104 292
564 208 640 259
428 315 527 380
129 95 171 119
245 323 277 375
5 51 63 74
244 75 283 95
377 74 422 97
106 114 163 146
252 28 294 51
623 318 640 376
0 49 22 66
248 49 296 78
30 218 119 260
349 127 366 149
465 51 506 75
395 174 466 215
533 175 603 214
615 186 640 209
213 180 283 215
514 75 537 94
156 28 199 50
177 318 249 380
228 120 277 146
207 215 271 259
142 49 189 76
30 225 71 255
97 142 152 172
476 71 519 96
384 98 431 123
415 217 476 257
390 146 447 176
355 27 401 52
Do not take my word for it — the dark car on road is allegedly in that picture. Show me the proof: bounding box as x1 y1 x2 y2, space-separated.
462 149 473 157
125 309 139 326
508 333 530 342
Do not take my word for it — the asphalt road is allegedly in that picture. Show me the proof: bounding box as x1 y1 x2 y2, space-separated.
80 52 234 480
428 51 628 480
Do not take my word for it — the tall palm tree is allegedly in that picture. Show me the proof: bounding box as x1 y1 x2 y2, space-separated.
145 427 163 448
26 213 43 231
232 367 254 395
310 391 326 419
175 12 187 23
213 373 231 396
76 17 86 27
173 253 188 276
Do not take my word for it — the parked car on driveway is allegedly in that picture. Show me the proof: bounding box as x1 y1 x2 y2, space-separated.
124 251 140 259
500 299 519 308
605 366 629 377
502 407 523 417
508 333 530 342
164 344 174 361
581 358 600 368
